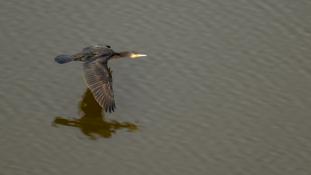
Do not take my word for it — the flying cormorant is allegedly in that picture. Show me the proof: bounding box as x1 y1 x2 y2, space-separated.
54 45 147 113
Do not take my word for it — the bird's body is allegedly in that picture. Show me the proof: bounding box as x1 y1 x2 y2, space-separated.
55 45 146 113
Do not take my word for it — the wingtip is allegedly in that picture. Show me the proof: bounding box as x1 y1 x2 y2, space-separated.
104 104 116 113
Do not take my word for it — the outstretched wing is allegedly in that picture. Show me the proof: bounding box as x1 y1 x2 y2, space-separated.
83 60 116 112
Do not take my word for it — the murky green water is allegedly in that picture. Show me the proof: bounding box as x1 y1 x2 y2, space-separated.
1 0 311 174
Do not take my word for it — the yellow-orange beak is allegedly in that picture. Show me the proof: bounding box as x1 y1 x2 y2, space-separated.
130 53 147 59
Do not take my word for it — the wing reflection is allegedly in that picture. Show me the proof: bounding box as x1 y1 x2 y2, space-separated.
53 89 138 139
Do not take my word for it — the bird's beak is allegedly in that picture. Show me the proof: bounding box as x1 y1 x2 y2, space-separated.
129 53 147 59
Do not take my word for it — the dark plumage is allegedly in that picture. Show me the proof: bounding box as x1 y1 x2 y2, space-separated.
55 45 147 113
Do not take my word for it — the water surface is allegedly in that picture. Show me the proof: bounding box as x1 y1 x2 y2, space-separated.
1 0 311 174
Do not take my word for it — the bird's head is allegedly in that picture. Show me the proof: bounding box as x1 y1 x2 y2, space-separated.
113 51 147 59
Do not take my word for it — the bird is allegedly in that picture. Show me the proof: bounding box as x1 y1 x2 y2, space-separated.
54 44 147 113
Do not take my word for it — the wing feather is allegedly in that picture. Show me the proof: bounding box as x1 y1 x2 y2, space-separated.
83 60 116 112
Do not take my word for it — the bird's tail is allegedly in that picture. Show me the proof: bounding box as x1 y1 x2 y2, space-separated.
54 54 74 64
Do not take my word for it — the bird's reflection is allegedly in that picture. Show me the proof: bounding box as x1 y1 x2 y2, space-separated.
53 89 138 139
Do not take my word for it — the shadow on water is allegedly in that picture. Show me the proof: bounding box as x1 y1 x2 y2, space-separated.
53 89 138 139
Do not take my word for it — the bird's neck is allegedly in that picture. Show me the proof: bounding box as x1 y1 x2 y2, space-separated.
111 51 130 59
